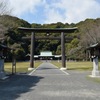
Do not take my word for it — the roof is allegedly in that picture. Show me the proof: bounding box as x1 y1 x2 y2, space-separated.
90 43 99 48
0 44 14 50
39 51 53 57
0 44 10 49
18 27 78 33
54 55 62 57
87 43 100 50
26 53 61 58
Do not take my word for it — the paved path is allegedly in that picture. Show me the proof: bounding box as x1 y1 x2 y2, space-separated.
0 62 100 100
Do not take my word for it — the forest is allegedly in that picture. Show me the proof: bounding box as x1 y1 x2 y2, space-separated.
0 15 100 61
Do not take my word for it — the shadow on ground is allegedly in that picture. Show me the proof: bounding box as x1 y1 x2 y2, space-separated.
0 74 44 100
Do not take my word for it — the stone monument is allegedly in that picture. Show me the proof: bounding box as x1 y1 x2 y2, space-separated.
0 46 6 79
88 43 100 77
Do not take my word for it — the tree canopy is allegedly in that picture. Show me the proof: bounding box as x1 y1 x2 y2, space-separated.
0 15 100 61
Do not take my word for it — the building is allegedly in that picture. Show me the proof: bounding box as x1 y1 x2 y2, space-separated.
26 51 61 60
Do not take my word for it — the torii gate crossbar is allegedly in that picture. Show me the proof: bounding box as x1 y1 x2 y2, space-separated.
18 27 77 69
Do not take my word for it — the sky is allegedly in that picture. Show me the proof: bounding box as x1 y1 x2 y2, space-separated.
8 0 100 24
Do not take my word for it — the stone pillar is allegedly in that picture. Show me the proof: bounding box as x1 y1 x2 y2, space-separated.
29 32 35 70
58 58 59 62
60 32 66 70
12 52 16 74
91 56 100 77
0 59 4 71
0 58 6 79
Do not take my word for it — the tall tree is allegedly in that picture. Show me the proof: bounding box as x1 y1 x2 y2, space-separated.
79 19 100 48
0 0 11 15
0 0 12 41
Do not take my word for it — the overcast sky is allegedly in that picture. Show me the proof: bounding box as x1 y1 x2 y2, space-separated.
8 0 100 24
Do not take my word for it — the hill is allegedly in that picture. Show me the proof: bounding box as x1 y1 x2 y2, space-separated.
0 15 100 61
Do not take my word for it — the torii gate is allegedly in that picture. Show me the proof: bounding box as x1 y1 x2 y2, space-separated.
18 27 77 70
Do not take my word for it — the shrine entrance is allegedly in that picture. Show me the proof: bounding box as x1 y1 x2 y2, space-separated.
18 27 77 70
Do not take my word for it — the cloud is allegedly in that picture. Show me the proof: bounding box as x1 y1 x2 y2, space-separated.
8 0 43 16
44 0 100 23
8 0 100 24
44 7 64 23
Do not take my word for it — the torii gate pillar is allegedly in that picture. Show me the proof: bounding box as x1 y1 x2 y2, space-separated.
18 27 78 70
60 32 66 70
28 32 35 70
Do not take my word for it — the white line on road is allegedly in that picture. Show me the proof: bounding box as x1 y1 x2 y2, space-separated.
60 69 70 75
28 63 43 75
28 62 70 76
50 63 70 75
28 68 36 75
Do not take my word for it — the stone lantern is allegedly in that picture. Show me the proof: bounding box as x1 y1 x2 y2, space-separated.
0 45 6 79
88 43 100 77
0 44 12 79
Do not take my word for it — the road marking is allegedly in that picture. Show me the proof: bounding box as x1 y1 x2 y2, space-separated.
28 68 36 75
28 64 43 75
29 62 70 76
50 63 70 75
60 69 70 75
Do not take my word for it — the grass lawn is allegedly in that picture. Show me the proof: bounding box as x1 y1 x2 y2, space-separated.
51 61 94 71
4 60 100 83
67 61 93 71
4 61 42 73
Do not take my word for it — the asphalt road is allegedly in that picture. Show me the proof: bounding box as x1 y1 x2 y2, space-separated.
0 62 100 100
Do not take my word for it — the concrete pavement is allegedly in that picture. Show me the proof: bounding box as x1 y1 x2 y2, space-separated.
0 62 100 100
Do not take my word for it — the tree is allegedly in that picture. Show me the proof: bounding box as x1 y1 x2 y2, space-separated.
0 0 12 42
0 0 11 15
80 19 100 48
56 45 61 55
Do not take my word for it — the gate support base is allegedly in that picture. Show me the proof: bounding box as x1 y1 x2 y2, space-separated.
28 68 34 71
60 67 67 71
